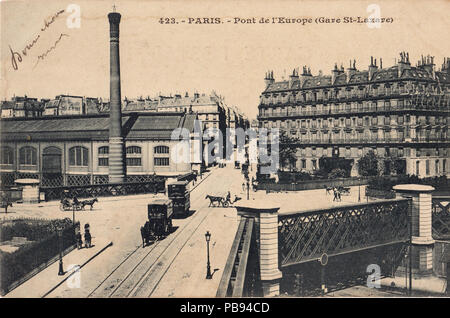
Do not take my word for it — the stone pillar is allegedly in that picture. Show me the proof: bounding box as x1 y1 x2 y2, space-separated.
108 11 125 184
393 184 435 276
235 201 282 297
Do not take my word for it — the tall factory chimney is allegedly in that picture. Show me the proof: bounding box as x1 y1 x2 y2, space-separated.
108 9 125 183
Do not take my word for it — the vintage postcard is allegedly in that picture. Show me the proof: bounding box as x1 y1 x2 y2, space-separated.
0 0 449 307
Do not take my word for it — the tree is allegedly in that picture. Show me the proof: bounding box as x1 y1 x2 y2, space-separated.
278 131 299 171
357 150 380 176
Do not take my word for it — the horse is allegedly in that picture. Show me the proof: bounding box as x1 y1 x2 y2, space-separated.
140 221 151 247
205 195 223 207
325 186 333 195
1 201 13 213
81 198 98 210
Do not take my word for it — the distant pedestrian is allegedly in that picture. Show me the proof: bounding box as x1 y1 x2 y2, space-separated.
76 231 83 249
242 182 245 191
333 188 338 202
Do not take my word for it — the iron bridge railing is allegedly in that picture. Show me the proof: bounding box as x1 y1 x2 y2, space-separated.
432 196 450 240
278 198 410 267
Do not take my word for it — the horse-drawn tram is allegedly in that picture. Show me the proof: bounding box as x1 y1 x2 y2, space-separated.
140 198 173 247
167 181 190 217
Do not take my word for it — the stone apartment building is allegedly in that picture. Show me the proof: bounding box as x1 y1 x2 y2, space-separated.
258 54 450 177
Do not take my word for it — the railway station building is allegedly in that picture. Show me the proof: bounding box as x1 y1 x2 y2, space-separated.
0 112 202 187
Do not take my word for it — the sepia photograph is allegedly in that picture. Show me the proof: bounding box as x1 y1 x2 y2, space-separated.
0 0 449 309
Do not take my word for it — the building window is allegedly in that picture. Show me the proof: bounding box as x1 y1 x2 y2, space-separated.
154 157 169 166
436 160 440 175
416 161 420 175
154 146 169 154
98 158 109 166
312 159 317 170
98 146 109 166
98 146 109 154
127 146 142 154
19 146 37 165
426 160 430 175
126 146 142 166
301 159 306 169
1 146 14 165
69 146 88 166
444 159 447 173
126 158 142 166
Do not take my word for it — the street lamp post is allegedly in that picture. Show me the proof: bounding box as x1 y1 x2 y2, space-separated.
57 227 64 276
72 204 76 228
358 177 361 202
205 231 212 279
246 181 250 200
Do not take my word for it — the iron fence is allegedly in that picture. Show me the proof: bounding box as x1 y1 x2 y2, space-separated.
432 196 450 240
41 179 166 201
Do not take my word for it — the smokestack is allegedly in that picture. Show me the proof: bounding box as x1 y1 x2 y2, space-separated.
108 10 125 183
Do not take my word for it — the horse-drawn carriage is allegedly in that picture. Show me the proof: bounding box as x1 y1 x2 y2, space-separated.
205 192 241 208
167 181 190 217
60 197 98 211
338 186 351 195
140 199 173 247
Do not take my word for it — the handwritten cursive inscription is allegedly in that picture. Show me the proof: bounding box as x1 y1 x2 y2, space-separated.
41 9 65 32
9 9 65 71
33 33 70 69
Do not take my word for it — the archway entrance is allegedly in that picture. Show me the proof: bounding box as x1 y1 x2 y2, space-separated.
42 146 63 187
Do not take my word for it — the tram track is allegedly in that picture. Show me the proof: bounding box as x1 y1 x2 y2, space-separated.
86 168 221 298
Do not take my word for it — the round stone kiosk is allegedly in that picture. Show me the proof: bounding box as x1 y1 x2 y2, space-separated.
15 178 40 204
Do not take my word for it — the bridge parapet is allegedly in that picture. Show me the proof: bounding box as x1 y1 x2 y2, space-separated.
235 201 282 297
278 198 410 268
394 184 435 276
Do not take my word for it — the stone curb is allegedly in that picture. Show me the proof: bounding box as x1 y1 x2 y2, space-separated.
41 241 113 298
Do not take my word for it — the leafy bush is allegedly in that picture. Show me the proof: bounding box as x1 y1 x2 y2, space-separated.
0 219 77 294
328 168 348 179
0 218 73 242
278 171 313 184
358 151 380 177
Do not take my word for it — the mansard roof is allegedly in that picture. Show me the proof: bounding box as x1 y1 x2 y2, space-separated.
263 62 449 93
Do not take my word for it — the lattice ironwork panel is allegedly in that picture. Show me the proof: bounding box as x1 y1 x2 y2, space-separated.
432 197 450 240
93 175 109 185
278 199 410 267
0 172 16 187
126 175 161 183
67 175 91 186
41 179 166 201
16 172 40 180
41 174 63 187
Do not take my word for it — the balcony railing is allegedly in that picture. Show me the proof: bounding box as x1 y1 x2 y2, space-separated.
259 91 450 109
258 103 450 119
291 137 448 145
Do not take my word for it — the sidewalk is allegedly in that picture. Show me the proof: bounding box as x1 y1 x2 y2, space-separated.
5 238 112 298
380 275 448 296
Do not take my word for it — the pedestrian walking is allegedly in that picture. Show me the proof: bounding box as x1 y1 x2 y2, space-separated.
333 188 338 202
76 231 83 249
